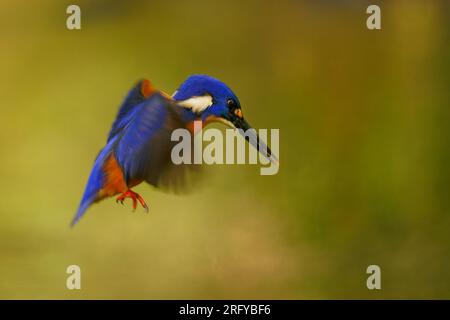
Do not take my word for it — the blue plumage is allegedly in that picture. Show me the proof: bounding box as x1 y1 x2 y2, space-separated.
114 93 185 185
108 79 150 141
173 75 241 121
73 75 274 225
72 136 119 226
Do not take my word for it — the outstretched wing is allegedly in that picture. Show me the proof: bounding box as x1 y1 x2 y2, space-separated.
107 79 155 142
114 93 196 190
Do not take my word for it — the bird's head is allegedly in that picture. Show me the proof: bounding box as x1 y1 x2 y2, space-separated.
173 74 277 163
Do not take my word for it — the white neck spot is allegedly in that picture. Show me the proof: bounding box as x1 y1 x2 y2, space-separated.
178 95 213 113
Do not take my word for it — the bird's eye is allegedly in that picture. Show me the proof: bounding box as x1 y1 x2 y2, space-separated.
227 99 236 108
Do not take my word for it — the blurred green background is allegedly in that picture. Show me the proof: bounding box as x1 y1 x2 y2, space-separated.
0 0 449 299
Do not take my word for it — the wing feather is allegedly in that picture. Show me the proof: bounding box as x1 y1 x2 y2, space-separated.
114 93 196 189
107 79 154 141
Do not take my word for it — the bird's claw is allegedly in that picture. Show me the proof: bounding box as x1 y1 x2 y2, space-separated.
115 190 149 213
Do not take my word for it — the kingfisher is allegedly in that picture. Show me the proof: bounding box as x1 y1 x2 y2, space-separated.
72 75 276 226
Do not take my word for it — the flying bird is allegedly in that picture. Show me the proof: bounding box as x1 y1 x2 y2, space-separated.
72 75 275 225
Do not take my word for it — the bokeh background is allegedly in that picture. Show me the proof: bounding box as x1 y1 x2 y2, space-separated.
0 0 449 299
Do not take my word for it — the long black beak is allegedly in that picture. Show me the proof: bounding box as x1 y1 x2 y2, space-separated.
225 110 278 164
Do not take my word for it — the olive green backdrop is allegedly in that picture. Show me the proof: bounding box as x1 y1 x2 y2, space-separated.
0 0 449 299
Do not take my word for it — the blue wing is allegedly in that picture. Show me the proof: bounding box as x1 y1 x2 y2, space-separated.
114 93 191 188
73 90 195 226
107 79 151 142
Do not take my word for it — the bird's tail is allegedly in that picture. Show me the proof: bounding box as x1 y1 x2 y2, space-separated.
71 194 98 227
71 138 118 226
71 160 106 226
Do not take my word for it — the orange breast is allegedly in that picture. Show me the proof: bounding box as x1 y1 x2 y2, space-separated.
97 154 142 198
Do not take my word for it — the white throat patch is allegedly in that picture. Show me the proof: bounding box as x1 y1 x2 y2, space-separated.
177 95 213 114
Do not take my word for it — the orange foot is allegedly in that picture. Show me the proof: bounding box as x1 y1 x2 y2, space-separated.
116 190 149 213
